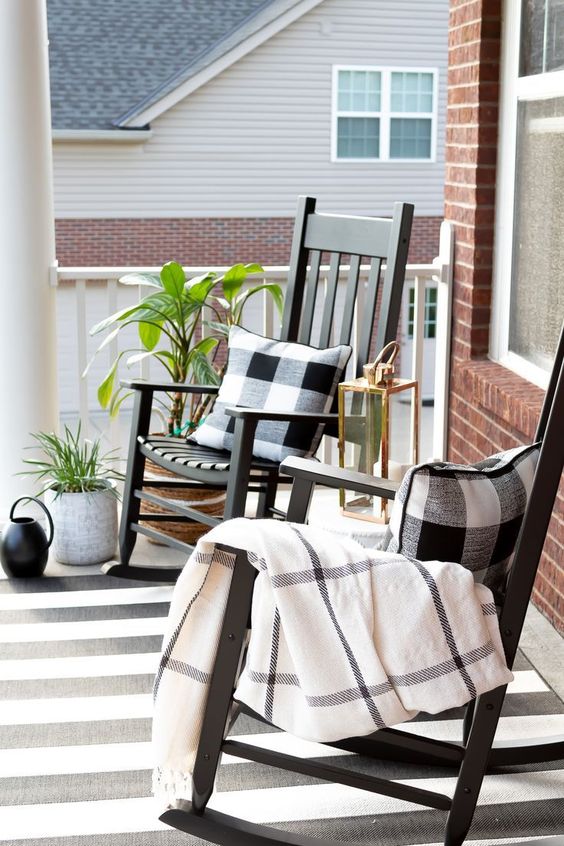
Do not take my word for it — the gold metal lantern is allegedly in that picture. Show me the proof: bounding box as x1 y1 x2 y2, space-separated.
338 342 419 523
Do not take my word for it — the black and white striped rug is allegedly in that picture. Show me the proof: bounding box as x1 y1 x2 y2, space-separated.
0 573 563 845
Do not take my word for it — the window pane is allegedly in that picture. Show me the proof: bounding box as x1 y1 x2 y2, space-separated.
338 70 380 112
408 288 415 337
337 117 380 157
408 287 437 338
520 0 564 75
390 118 432 158
391 72 434 113
509 97 564 370
425 286 437 339
337 70 352 110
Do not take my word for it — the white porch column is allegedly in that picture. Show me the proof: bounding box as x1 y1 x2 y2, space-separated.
0 0 58 518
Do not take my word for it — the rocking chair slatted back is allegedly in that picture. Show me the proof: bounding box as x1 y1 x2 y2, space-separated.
280 197 413 379
338 254 362 347
297 250 322 345
318 251 342 350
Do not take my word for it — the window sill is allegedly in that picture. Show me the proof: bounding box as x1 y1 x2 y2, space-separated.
454 359 546 440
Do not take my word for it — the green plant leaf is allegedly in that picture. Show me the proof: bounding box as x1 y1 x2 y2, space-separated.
185 272 217 304
97 360 119 408
204 320 230 338
185 270 216 287
138 320 161 350
187 280 214 305
234 282 284 323
126 350 157 367
244 263 264 275
119 272 162 288
109 389 133 419
220 263 249 302
190 351 221 386
160 261 186 298
209 295 231 311
90 302 147 335
82 327 121 377
191 336 219 357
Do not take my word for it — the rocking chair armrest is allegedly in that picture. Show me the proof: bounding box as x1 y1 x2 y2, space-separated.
225 407 338 424
120 380 220 395
280 456 400 500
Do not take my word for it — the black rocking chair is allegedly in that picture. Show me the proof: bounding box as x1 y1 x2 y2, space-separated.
159 323 564 846
105 196 414 581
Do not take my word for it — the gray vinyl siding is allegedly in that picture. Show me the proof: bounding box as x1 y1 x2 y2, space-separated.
52 0 447 218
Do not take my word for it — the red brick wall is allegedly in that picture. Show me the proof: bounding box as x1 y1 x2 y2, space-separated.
445 0 564 632
55 216 441 268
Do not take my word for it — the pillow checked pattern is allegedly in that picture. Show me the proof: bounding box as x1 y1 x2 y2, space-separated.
385 443 540 593
191 326 351 463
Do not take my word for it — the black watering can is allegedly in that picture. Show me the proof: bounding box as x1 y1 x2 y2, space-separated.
0 497 54 578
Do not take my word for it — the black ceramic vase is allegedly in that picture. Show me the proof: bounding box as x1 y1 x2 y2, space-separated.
0 497 54 578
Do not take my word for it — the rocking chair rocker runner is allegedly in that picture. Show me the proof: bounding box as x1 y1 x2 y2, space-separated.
159 325 564 846
106 196 414 581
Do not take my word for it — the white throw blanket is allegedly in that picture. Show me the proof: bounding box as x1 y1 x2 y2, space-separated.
153 518 513 804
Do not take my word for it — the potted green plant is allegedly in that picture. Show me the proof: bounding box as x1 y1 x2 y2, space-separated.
86 260 283 543
87 260 283 434
20 425 124 565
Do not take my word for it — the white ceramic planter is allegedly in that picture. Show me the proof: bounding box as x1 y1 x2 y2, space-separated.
45 488 118 565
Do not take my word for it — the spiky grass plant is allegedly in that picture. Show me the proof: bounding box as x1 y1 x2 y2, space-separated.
21 424 124 498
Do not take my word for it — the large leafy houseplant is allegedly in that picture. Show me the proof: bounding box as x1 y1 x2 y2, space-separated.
87 261 283 435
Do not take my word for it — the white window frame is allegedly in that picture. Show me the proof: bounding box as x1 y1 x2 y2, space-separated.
331 65 438 164
491 0 564 389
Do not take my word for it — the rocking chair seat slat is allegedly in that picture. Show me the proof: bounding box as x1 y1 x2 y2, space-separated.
140 436 279 474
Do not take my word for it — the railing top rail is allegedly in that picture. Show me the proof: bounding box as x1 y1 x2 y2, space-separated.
55 263 439 282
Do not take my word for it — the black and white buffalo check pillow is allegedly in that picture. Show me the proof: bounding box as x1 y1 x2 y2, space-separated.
191 326 351 462
385 443 540 592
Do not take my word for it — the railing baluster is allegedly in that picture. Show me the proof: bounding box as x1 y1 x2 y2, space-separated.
75 278 89 438
107 278 120 455
433 222 455 462
410 274 426 462
139 283 151 382
263 278 274 338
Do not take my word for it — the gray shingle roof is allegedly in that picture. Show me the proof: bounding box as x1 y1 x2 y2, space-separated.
47 0 275 130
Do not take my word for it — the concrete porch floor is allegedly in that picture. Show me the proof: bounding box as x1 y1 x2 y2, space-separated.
3 481 561 707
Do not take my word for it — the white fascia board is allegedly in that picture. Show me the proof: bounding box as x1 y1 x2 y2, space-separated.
120 0 326 128
52 129 153 143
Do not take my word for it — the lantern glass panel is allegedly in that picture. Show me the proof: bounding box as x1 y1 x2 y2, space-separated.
338 378 418 523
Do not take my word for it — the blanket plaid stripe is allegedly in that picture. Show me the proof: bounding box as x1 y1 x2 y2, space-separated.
152 519 513 805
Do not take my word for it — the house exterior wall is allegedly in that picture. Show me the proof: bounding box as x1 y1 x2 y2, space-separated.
51 0 447 264
54 215 442 266
445 0 564 633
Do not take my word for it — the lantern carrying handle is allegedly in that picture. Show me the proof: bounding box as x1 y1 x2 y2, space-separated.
363 341 400 385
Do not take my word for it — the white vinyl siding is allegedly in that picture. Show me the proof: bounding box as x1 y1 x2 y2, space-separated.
52 0 447 219
332 67 437 162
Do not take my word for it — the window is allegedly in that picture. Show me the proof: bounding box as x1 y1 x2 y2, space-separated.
407 286 437 339
333 67 437 162
492 0 564 386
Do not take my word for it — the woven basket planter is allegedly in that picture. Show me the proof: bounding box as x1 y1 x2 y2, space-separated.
141 459 225 545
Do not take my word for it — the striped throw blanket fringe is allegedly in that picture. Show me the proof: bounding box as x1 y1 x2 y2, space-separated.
152 518 513 806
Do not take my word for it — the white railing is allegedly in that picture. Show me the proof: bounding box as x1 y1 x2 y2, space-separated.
53 221 454 463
